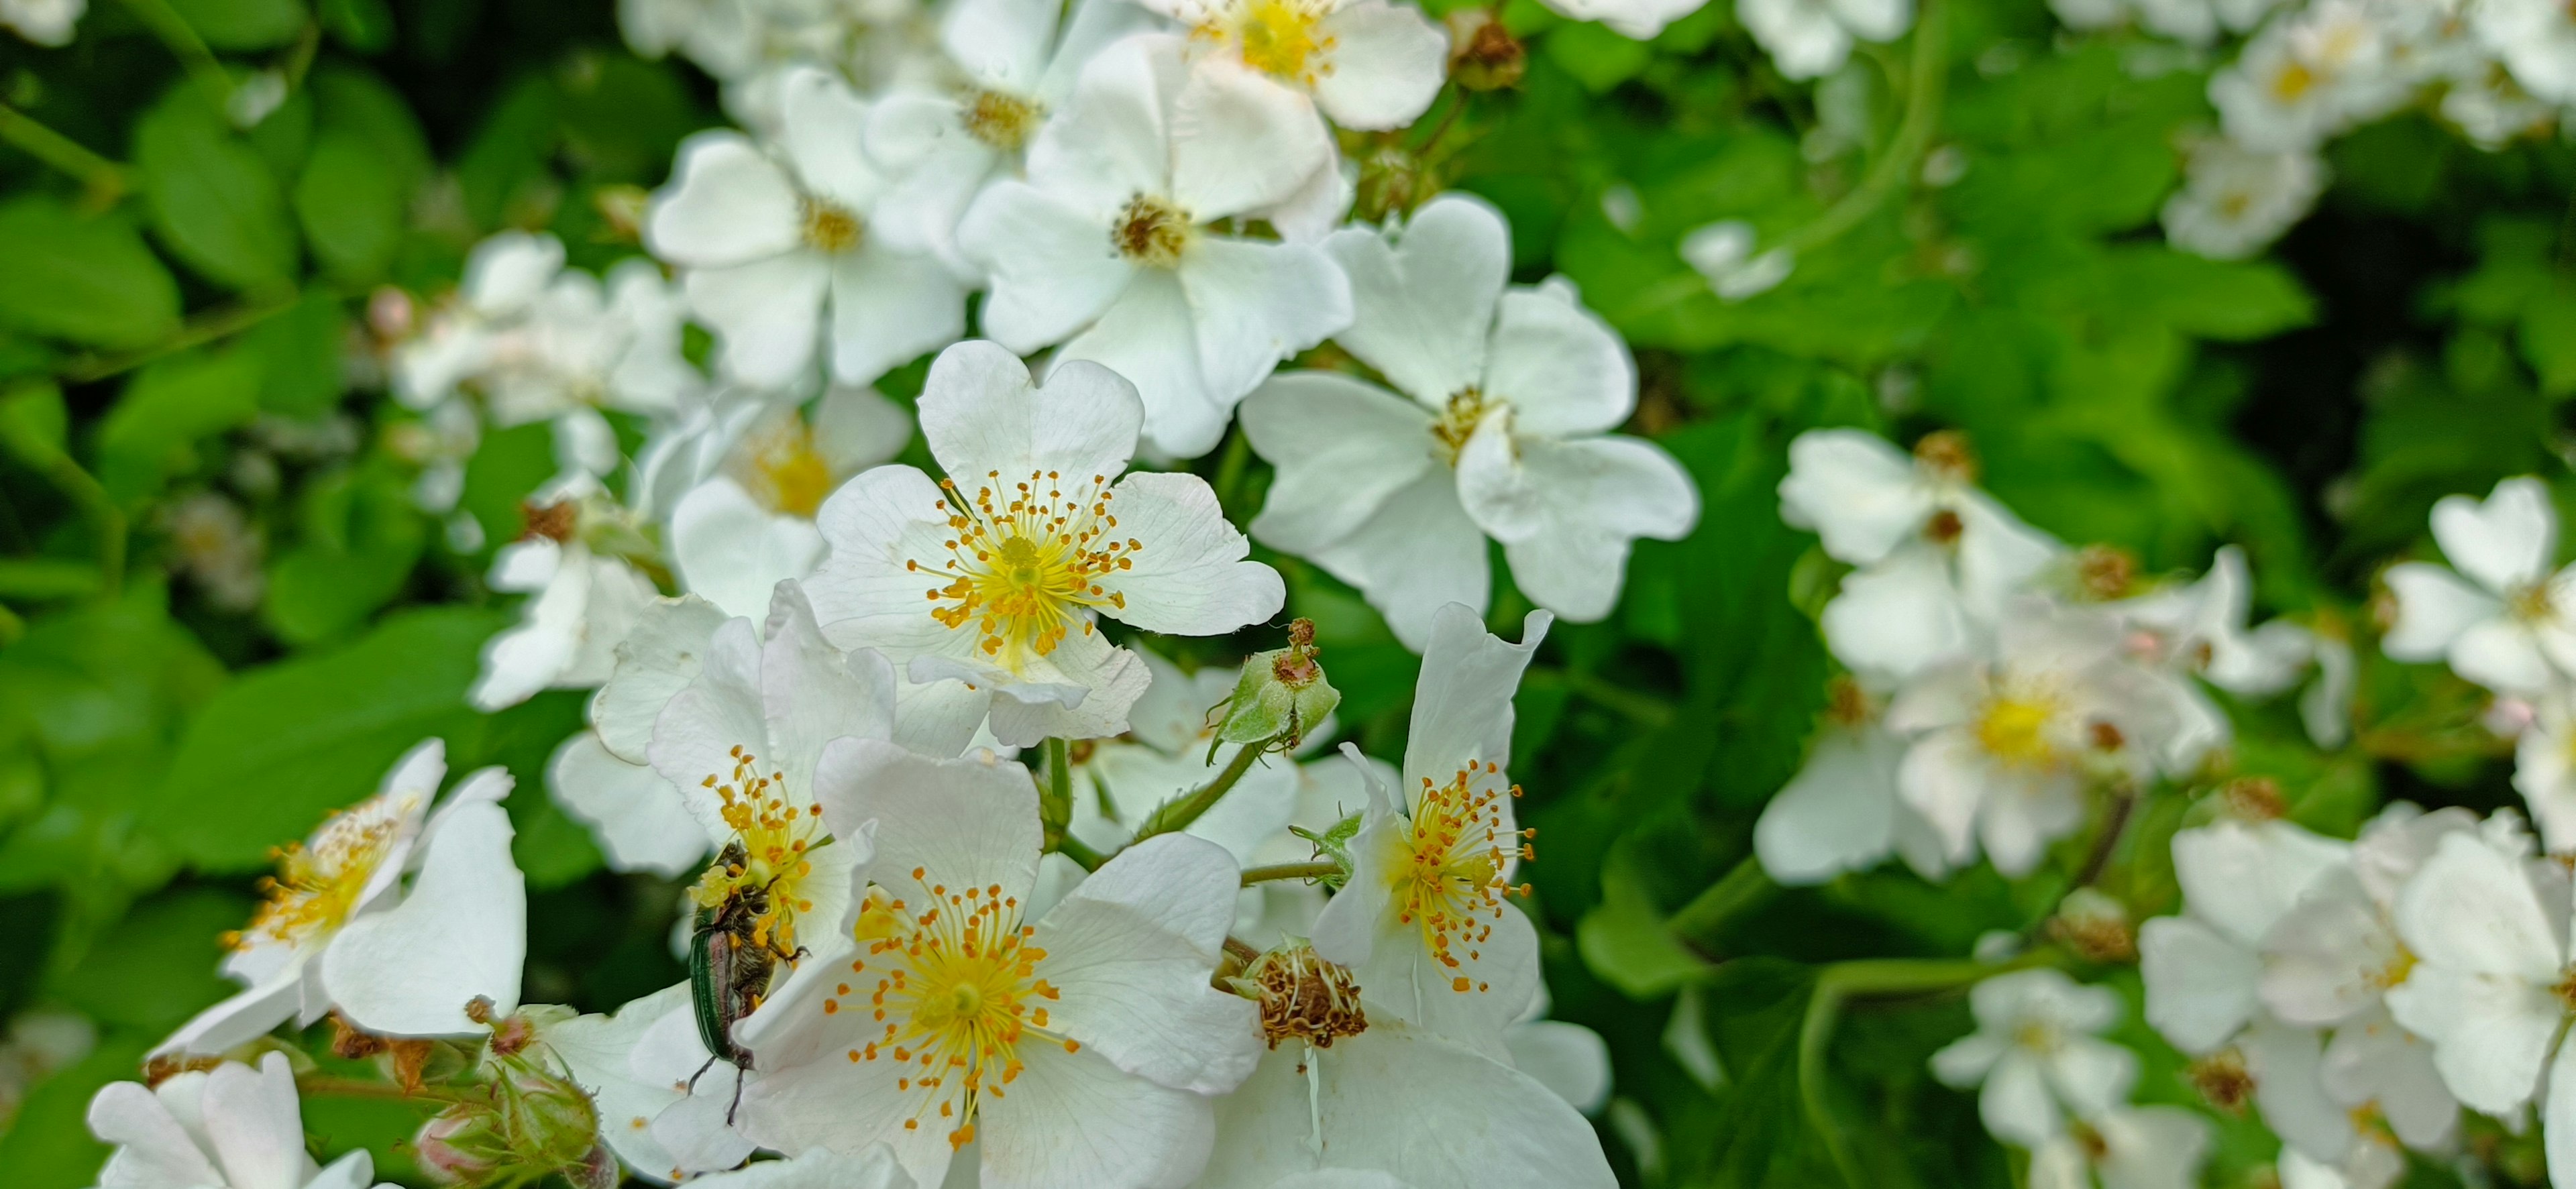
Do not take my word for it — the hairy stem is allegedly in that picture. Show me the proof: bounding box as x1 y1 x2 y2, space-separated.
1129 736 1273 845
1240 860 1341 887
294 1074 467 1104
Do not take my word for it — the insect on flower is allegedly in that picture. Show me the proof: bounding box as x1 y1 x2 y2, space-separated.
688 839 808 1122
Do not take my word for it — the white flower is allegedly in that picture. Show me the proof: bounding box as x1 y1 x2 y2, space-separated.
2383 475 2576 694
677 1146 918 1189
2475 0 2576 103
1678 220 1794 300
1064 647 1301 865
1884 600 2173 877
87 1053 390 1189
734 742 1261 1189
805 341 1283 746
470 477 661 712
2514 692 2576 852
1738 0 1911 80
1311 606 1550 1054
2210 2 2408 152
1241 194 1698 649
865 0 1159 270
2026 1106 2212 1189
161 740 527 1052
1534 0 1709 39
2379 820 2576 1160
1778 428 2060 682
1929 968 2137 1147
1754 701 1955 885
955 34 1352 457
2113 545 2312 769
647 66 969 389
637 384 914 522
544 982 700 1182
664 390 916 622
2161 135 2327 261
1 0 81 45
1142 0 1450 131
1194 1017 1617 1189
2140 816 2349 1053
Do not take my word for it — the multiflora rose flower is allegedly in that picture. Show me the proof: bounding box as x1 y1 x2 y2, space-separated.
88 1053 393 1189
1241 194 1696 650
733 742 1260 1189
162 739 527 1054
2382 475 2576 695
806 340 1283 746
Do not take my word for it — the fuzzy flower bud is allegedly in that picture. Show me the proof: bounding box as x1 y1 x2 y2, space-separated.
1216 619 1340 751
1446 10 1525 91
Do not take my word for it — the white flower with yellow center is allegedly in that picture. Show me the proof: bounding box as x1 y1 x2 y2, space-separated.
161 740 529 1054
733 742 1260 1189
1309 605 1550 1055
87 1053 393 1189
865 0 1161 270
1884 599 2173 877
470 473 661 712
1753 682 1958 885
661 388 916 622
2026 1107 2213 1189
806 341 1283 747
1241 194 1697 650
646 66 969 390
1535 0 1708 38
2161 136 2328 262
2384 475 2576 695
954 34 1353 458
1141 0 1448 133
1930 969 2138 1147
1737 0 1911 80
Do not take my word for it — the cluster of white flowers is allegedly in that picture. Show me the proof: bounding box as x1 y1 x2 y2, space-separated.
1753 426 2338 886
2053 0 2576 258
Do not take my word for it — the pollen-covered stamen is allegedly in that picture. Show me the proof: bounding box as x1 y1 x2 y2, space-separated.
1912 429 1977 482
688 746 827 953
963 89 1040 152
2510 579 2562 624
227 791 423 950
908 469 1138 673
1203 0 1339 84
1429 388 1493 465
1392 760 1530 994
1245 944 1366 1049
1972 683 2063 771
802 197 863 253
827 877 1061 1151
1113 194 1193 267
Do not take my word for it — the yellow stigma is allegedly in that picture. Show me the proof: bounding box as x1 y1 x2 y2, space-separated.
1974 694 2060 769
963 89 1040 152
1430 388 1493 465
1211 0 1336 84
1387 761 1530 994
687 746 826 953
829 878 1059 1151
1112 194 1193 267
802 197 862 253
228 791 421 951
910 469 1136 674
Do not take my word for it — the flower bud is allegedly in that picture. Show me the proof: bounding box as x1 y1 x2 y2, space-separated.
413 1044 602 1187
1446 10 1525 91
1354 146 1426 223
1216 620 1340 751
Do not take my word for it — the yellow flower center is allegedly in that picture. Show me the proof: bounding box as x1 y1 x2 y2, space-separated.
229 792 422 951
1430 388 1493 466
2373 941 2418 990
1389 762 1532 994
908 470 1137 673
1211 0 1336 84
737 414 837 518
1974 694 2061 769
802 198 863 253
2513 580 2559 624
1112 194 1193 267
828 876 1065 1151
686 746 826 954
2270 60 2317 102
963 89 1041 152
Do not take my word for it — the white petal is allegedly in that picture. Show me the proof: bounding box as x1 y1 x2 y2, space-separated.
88 1080 223 1186
1777 429 1931 565
1240 371 1438 553
647 132 804 268
648 616 772 846
157 970 305 1057
1175 235 1353 412
2381 562 2502 661
2433 476 2557 593
545 985 691 1180
941 0 1059 90
549 732 708 877
595 596 732 765
1026 34 1178 215
1301 471 1490 653
1030 834 1260 1094
776 67 883 211
2450 616 2557 693
2257 875 2400 1029
2045 1035 2139 1119
1978 1052 2063 1148
323 791 527 1035
686 1147 918 1189
827 245 969 386
975 1039 1217 1189
2546 1035 2576 1189
1056 272 1226 459
2383 965 2560 1114
464 231 566 315
2171 819 2350 946
810 740 1042 912
1752 726 1902 885
690 252 830 389
1951 496 2063 617
1168 60 1333 219
672 478 827 621
1311 1 1449 130
200 1054 309 1189
2392 830 2563 982
2239 1020 2355 1162
918 341 1143 485
958 182 1137 353
1096 470 1282 635
1322 194 1506 403
735 1027 957 1186
1405 606 1549 791
1490 436 1701 622
1479 286 1632 439
1894 729 1988 866
760 581 899 795
1821 546 1976 681
1505 1019 1613 1115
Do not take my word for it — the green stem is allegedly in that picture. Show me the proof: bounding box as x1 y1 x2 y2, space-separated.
294 1074 467 1104
0 105 127 205
1556 668 1674 728
0 422 123 601
118 0 237 109
1797 951 2053 1189
1041 737 1073 839
1612 0 1949 323
1210 428 1252 521
1130 738 1273 845
1057 834 1108 872
60 292 298 384
1240 860 1340 887
1668 855 1776 946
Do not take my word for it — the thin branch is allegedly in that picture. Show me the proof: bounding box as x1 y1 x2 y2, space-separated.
0 104 127 205
1240 860 1340 887
59 292 299 384
1128 737 1274 845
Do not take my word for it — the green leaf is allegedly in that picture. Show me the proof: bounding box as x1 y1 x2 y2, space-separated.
2518 286 2576 398
150 606 508 870
317 0 394 51
165 0 307 49
52 887 250 1029
295 130 405 282
239 290 348 416
1576 849 1711 998
0 1031 153 1189
1544 21 1654 92
0 198 182 350
311 68 433 190
95 349 264 505
2099 247 2316 341
133 87 299 289
264 464 428 645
